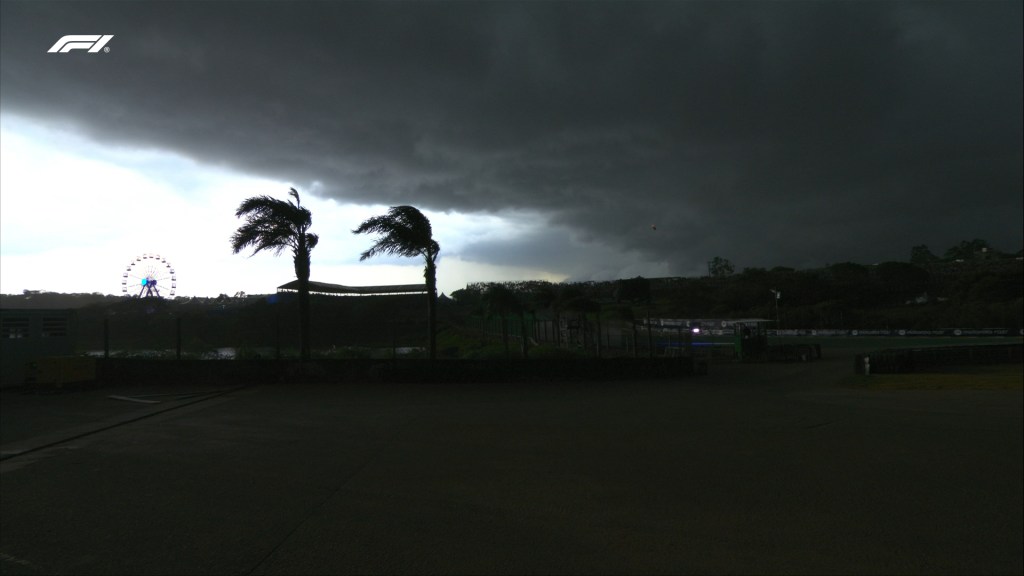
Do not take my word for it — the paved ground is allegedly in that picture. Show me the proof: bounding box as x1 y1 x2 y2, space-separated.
1 354 1021 575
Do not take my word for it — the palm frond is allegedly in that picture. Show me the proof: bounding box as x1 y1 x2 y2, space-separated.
231 219 295 256
234 195 281 218
353 205 437 261
305 233 319 251
426 239 440 263
231 191 314 258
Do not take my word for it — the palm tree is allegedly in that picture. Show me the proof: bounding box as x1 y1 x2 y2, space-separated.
353 206 440 360
231 188 319 361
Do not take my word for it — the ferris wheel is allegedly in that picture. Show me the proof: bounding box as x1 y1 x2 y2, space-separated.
122 253 176 298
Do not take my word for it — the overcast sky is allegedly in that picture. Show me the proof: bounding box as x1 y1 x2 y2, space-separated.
2 1 1021 298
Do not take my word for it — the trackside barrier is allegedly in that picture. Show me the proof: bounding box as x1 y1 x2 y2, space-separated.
855 343 1022 374
86 357 707 387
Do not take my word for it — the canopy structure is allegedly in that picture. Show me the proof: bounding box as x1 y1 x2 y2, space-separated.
277 280 428 296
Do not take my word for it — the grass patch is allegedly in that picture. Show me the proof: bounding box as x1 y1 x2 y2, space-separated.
853 364 1023 390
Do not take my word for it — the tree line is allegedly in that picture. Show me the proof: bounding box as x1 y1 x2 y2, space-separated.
449 249 1022 333
5 210 1018 357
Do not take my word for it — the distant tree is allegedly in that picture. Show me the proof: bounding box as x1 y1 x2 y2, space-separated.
610 305 640 358
875 262 930 304
353 206 440 360
535 282 580 349
615 276 651 303
566 296 603 357
615 276 654 358
231 188 318 361
910 244 940 265
708 256 735 278
449 288 477 305
827 262 871 306
828 262 870 283
944 239 991 261
482 284 522 358
557 285 587 349
967 275 1005 303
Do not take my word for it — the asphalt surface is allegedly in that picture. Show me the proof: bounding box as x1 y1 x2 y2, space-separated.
1 355 1021 575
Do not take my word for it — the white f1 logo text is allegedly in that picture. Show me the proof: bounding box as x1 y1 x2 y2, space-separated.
48 35 114 53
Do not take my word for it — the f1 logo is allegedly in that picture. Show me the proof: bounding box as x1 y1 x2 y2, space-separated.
48 35 114 53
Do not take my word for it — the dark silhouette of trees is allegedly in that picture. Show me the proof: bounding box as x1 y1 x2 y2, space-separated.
609 304 639 357
945 239 993 261
533 283 568 349
353 206 440 360
482 284 523 358
910 244 940 265
615 276 653 358
565 296 602 357
231 188 318 361
874 262 930 305
708 256 735 278
827 262 870 283
910 240 1016 263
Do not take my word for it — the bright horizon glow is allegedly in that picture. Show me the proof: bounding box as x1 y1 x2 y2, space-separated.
0 114 570 298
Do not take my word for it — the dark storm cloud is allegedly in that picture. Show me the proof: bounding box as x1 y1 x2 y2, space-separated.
2 1 1021 277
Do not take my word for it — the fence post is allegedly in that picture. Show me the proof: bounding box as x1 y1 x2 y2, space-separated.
677 323 683 364
275 313 281 360
647 307 654 359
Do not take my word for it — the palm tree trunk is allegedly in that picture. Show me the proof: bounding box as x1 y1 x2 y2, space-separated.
426 260 437 361
298 275 311 362
295 242 312 363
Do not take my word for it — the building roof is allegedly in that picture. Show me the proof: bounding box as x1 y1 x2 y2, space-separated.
276 280 428 296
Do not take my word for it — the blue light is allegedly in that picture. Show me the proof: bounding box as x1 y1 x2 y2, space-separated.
141 278 148 286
